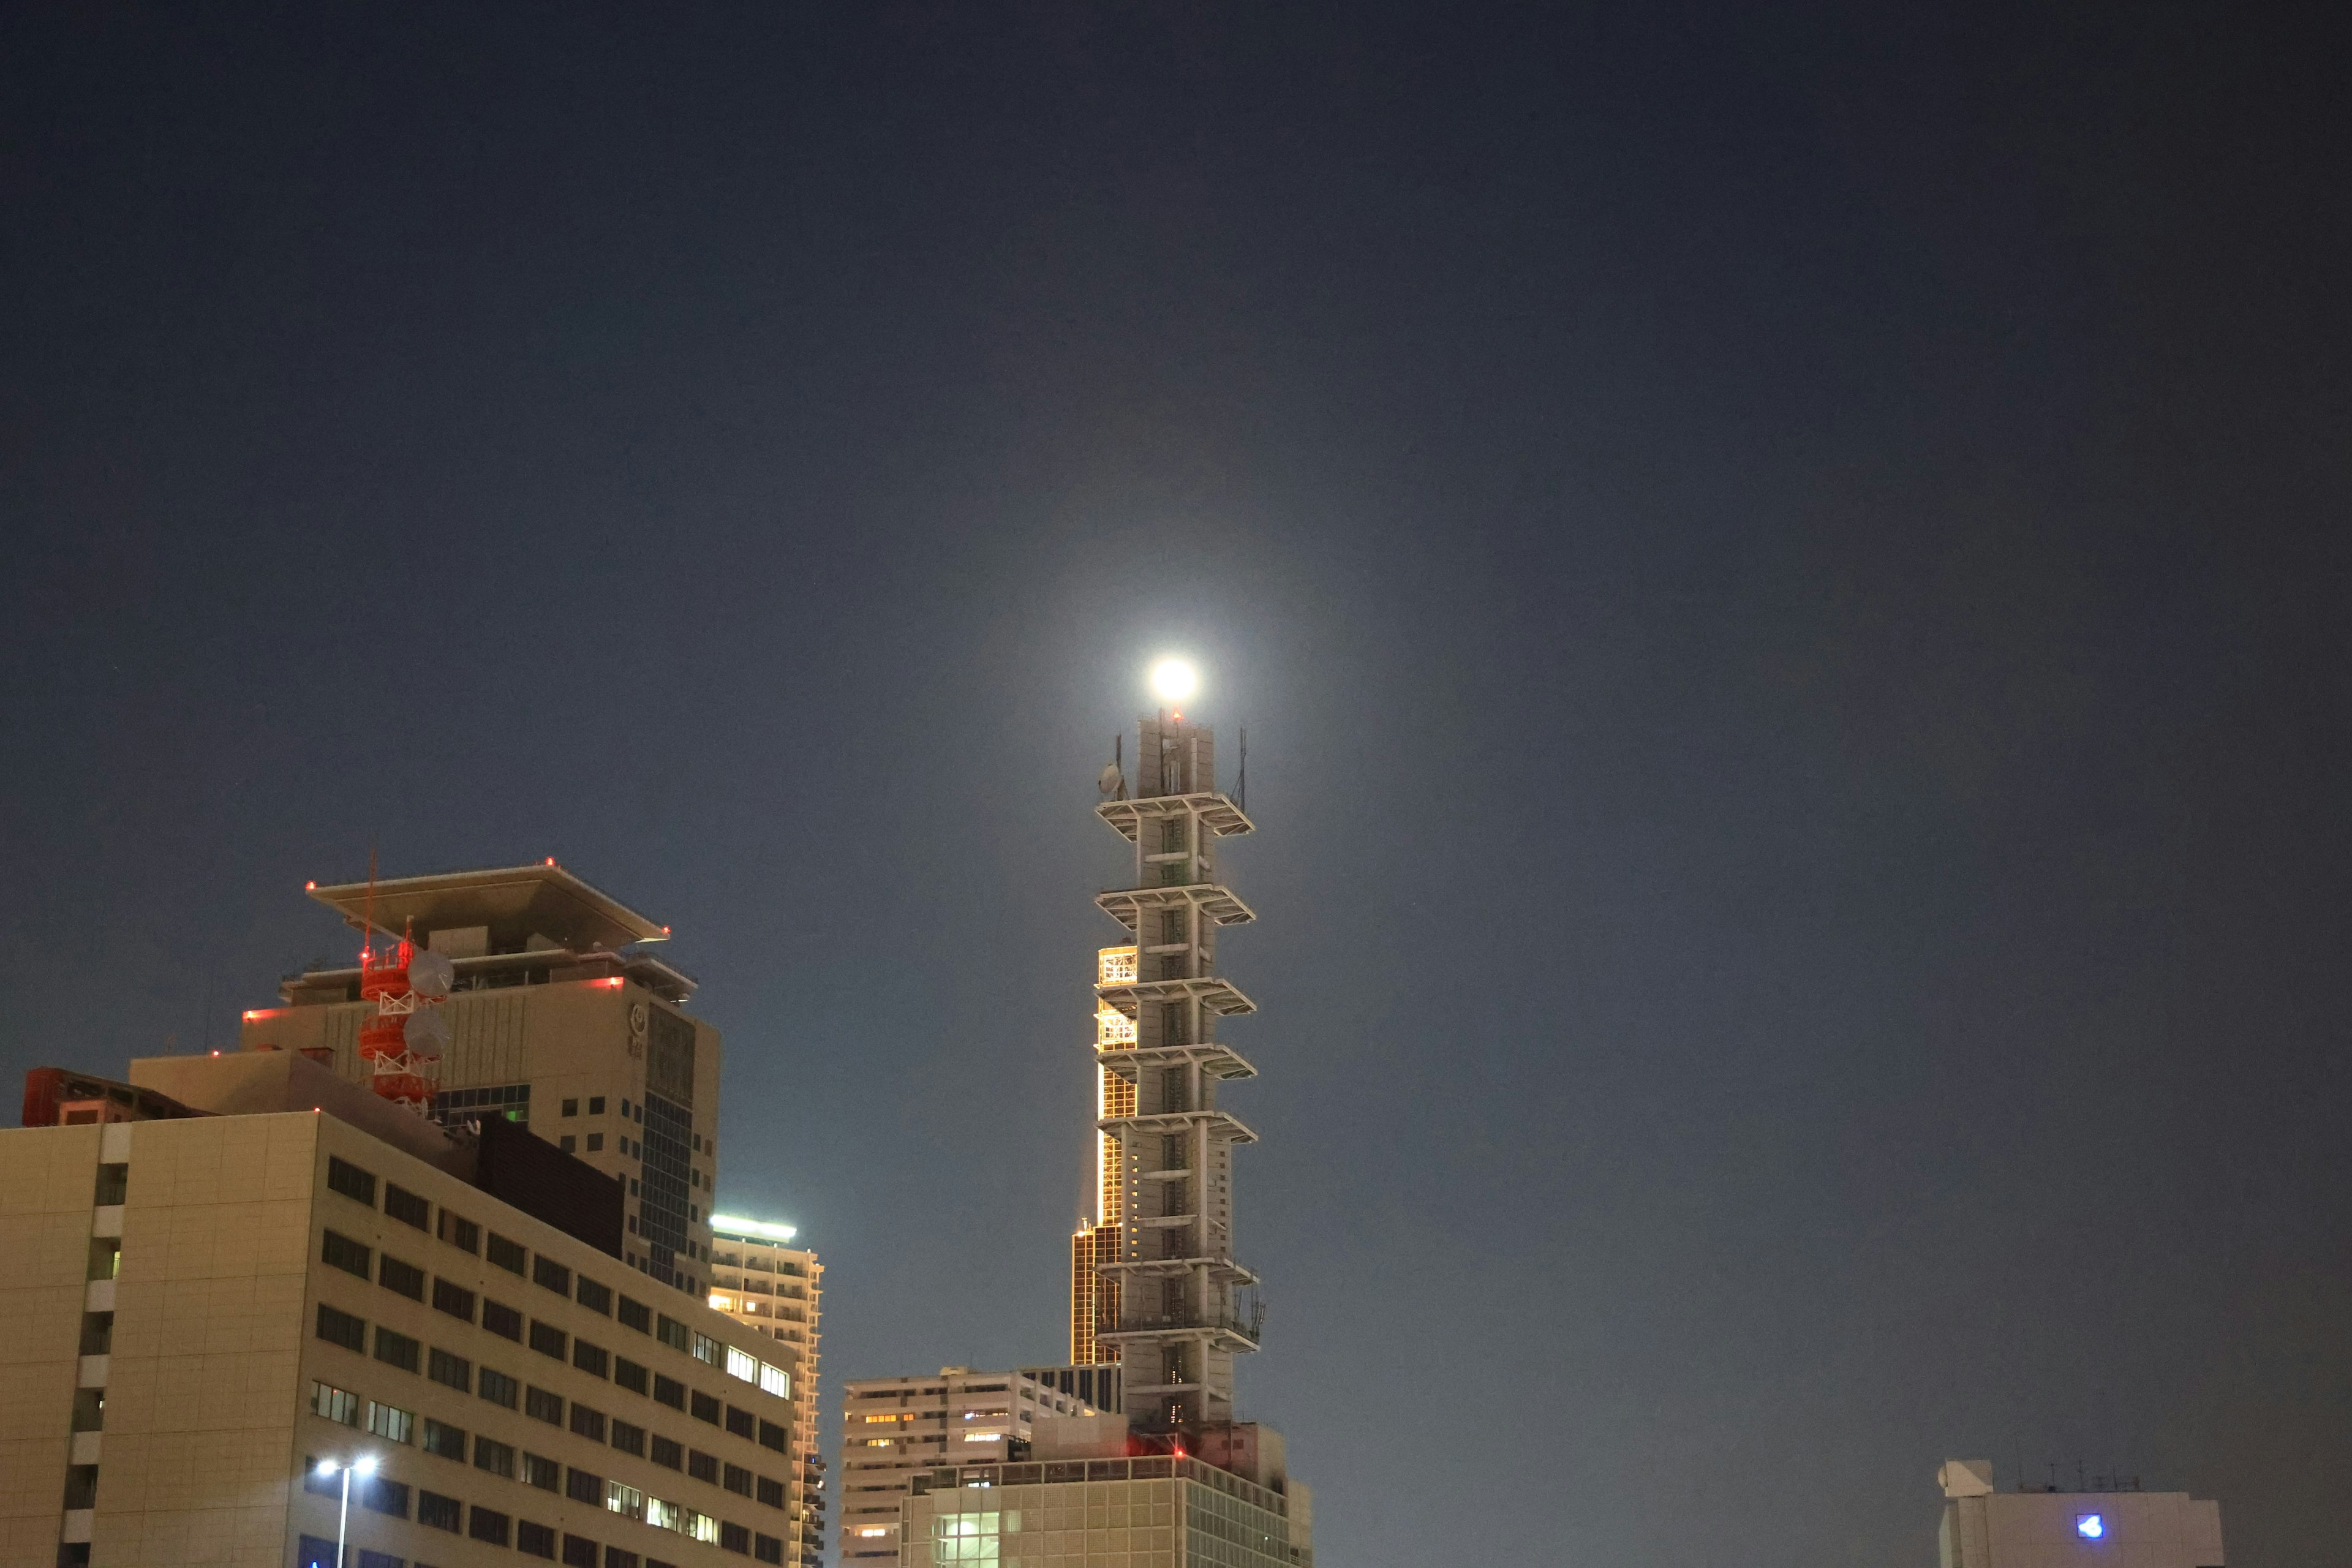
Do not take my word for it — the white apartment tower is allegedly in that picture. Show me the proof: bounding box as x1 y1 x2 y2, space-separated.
1071 706 1264 1436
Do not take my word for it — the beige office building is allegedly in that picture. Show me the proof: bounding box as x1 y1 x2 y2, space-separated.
243 864 725 1301
707 1218 823 1568
2 1051 801 1568
835 1370 1108 1566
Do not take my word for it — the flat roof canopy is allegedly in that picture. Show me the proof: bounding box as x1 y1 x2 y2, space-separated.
307 862 669 950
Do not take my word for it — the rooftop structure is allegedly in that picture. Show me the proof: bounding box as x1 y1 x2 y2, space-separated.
1938 1458 2224 1568
246 862 723 1299
1074 705 1265 1436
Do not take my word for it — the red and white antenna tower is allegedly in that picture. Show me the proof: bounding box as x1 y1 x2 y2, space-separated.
352 851 451 1115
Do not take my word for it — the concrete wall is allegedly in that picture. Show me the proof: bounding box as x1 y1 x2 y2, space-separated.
0 1121 105 1567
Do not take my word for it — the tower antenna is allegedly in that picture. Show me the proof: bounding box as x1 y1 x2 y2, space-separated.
1237 725 1246 812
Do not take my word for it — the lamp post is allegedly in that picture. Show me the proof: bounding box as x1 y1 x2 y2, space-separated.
312 1455 377 1568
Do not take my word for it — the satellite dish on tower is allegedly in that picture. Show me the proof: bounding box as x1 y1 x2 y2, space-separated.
407 949 454 999
404 1008 450 1057
1098 763 1125 797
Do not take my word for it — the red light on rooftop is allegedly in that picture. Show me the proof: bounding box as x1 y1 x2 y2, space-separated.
600 976 625 989
304 880 317 890
545 857 557 866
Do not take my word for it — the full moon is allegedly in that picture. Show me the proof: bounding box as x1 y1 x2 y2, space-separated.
1149 658 1199 703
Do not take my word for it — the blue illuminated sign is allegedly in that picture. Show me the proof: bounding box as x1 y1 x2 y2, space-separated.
2076 1514 2105 1540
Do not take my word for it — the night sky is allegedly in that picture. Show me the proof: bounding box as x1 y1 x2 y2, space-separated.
4 5 2348 1564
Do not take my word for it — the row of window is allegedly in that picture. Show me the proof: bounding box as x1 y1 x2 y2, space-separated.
324 1156 788 1400
296 1467 785 1566
306 1384 788 1563
311 1300 790 1498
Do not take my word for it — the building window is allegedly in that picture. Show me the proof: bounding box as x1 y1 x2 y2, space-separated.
654 1374 686 1410
756 1476 784 1507
429 1348 471 1392
691 1390 722 1424
564 1099 579 1117
516 1519 557 1559
560 1136 578 1153
526 1386 564 1424
310 1382 360 1425
574 1340 610 1378
564 1534 601 1568
384 1184 431 1230
720 1521 750 1553
421 1418 466 1460
327 1157 377 1206
469 1506 511 1547
487 1232 529 1274
374 1327 421 1374
484 1300 524 1341
725 1406 755 1440
522 1452 560 1491
723 1464 752 1497
589 1097 606 1115
363 1476 411 1519
322 1231 372 1278
688 1450 718 1483
577 1276 614 1315
618 1296 652 1333
758 1419 788 1453
380 1254 426 1300
315 1305 367 1353
437 1209 480 1253
571 1404 608 1443
530 1321 567 1359
587 1134 604 1153
364 1400 413 1444
611 1419 646 1457
651 1436 684 1471
433 1278 477 1322
418 1491 461 1532
567 1467 604 1505
755 1533 784 1564
475 1436 516 1478
614 1358 649 1395
480 1366 520 1408
606 1479 646 1520
534 1256 573 1295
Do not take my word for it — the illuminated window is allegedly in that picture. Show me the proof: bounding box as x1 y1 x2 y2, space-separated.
862 1438 892 1447
1098 948 1137 986
962 1431 1001 1442
855 1527 889 1539
687 1511 720 1544
759 1363 789 1398
726 1346 760 1384
1096 1007 1137 1047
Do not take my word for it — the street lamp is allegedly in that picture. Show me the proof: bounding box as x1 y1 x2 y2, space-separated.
312 1455 377 1568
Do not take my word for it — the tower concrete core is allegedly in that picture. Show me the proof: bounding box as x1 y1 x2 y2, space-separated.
1071 709 1264 1436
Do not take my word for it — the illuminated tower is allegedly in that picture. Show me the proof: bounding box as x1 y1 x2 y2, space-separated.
1071 672 1264 1435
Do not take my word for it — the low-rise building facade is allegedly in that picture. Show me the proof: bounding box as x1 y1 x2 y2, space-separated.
2 1058 802 1568
835 1370 1106 1566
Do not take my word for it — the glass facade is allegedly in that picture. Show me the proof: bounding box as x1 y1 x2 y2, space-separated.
908 1464 1306 1568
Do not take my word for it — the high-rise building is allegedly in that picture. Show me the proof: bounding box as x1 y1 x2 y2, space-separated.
244 863 726 1300
834 1368 1111 1566
1072 708 1264 1436
3 1050 803 1568
709 1215 825 1568
1937 1459 2225 1568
